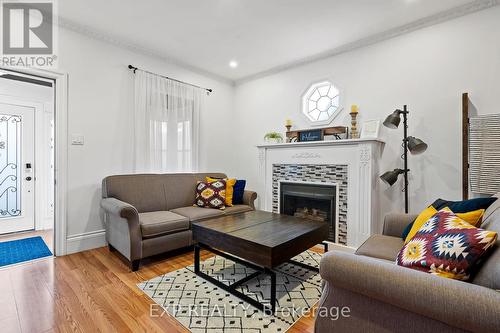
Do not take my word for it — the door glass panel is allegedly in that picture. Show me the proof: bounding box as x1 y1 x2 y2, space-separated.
0 114 21 218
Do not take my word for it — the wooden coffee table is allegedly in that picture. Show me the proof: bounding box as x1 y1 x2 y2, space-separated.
192 210 328 313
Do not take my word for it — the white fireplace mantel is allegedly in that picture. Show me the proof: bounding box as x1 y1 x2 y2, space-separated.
257 138 384 248
256 138 384 149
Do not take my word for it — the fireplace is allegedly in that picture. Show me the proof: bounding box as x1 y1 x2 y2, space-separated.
262 140 384 247
279 181 337 242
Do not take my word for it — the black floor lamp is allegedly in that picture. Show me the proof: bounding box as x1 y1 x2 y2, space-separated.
380 105 428 213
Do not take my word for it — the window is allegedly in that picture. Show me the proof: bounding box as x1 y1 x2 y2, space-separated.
134 71 201 173
302 81 340 125
151 119 193 173
0 114 22 218
177 120 191 171
147 92 196 172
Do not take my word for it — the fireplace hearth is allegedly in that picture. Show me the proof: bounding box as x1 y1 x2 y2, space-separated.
280 181 337 242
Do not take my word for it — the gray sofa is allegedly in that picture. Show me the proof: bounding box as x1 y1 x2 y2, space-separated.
316 192 500 333
101 173 257 271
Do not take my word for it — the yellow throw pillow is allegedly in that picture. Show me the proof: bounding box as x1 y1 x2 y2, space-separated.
404 206 485 243
206 177 237 206
405 206 437 243
457 209 485 227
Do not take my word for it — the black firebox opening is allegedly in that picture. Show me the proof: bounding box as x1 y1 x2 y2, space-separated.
280 182 336 242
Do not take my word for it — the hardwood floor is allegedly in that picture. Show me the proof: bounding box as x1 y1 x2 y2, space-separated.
0 245 320 333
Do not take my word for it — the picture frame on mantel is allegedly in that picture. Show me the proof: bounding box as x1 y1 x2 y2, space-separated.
360 120 381 139
299 129 322 142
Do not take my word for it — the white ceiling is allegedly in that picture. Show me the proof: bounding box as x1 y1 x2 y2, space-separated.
59 0 491 83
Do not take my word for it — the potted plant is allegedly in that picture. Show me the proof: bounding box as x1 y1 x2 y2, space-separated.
264 132 284 144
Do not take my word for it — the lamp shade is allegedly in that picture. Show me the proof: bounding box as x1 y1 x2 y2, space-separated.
383 110 402 129
407 136 428 155
380 169 404 186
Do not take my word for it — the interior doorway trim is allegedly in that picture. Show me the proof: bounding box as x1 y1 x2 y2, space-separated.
0 66 68 256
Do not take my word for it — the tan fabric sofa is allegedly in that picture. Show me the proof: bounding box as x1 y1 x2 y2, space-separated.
101 173 257 271
315 193 500 333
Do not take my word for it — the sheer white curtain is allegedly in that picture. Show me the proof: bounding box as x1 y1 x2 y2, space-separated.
134 70 202 173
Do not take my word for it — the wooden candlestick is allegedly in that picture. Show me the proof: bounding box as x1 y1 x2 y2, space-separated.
350 111 359 139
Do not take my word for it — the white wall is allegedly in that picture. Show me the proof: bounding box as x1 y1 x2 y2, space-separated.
231 7 500 229
46 6 500 253
57 27 234 252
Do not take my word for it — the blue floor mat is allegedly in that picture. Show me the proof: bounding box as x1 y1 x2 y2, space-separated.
0 236 53 267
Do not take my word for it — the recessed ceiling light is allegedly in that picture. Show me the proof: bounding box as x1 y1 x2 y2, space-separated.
229 60 238 68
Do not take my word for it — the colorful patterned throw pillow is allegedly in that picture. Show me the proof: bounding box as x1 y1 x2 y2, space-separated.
194 180 227 210
397 208 497 281
403 206 485 243
206 177 236 206
401 197 498 241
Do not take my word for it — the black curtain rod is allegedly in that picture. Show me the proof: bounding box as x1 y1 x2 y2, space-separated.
128 65 213 94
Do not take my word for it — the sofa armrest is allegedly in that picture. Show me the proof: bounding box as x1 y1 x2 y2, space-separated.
382 213 418 238
320 251 500 332
101 198 142 261
101 197 138 219
242 190 257 209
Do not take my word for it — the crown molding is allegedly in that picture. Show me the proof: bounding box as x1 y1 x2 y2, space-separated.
234 0 500 85
57 17 234 86
56 0 498 87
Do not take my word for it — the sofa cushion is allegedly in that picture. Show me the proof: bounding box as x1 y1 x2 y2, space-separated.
103 174 168 213
139 211 189 239
170 206 224 222
472 192 500 289
223 205 253 215
355 234 404 262
102 173 228 213
163 173 227 210
482 192 500 225
471 245 500 290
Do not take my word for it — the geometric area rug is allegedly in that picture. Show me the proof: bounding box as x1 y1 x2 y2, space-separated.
138 250 323 332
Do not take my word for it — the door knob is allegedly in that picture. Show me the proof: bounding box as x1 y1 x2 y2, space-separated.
26 176 32 181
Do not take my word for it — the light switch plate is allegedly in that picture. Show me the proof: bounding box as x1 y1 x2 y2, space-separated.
71 134 84 145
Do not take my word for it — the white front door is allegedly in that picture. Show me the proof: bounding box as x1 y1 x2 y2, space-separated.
0 100 35 234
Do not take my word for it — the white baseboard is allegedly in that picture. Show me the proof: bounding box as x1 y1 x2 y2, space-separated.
66 229 106 254
36 216 54 231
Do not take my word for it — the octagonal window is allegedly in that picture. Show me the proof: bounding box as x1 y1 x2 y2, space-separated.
302 81 340 125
